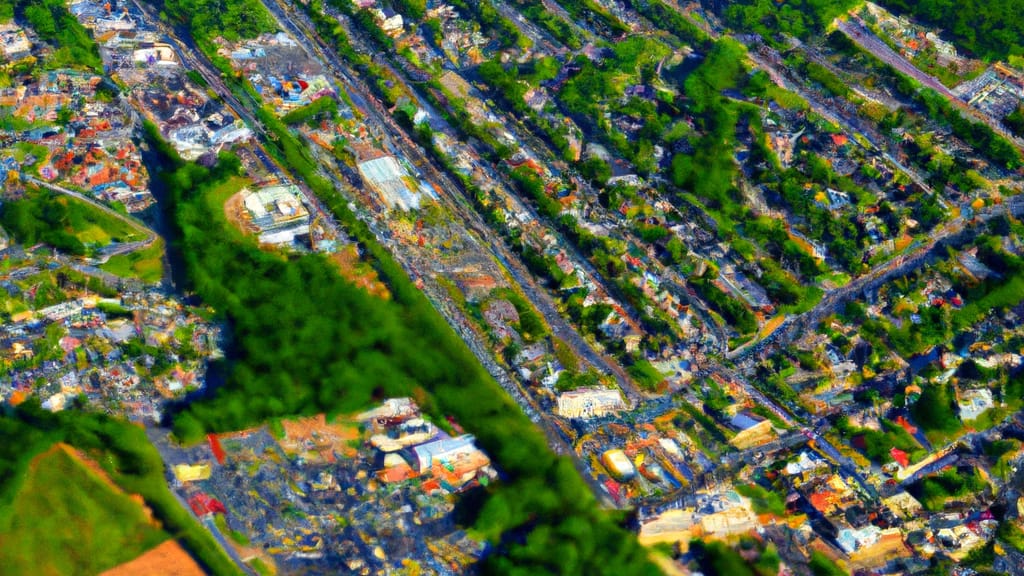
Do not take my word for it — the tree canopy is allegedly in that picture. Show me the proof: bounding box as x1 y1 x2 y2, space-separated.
160 0 277 42
878 0 1024 60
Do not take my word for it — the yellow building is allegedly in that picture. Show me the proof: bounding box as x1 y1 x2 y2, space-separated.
173 463 212 483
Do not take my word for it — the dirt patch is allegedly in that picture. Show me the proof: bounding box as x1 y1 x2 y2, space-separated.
224 190 259 236
277 413 361 462
329 245 391 300
99 540 206 576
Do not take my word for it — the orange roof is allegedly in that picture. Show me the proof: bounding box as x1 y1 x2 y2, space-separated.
809 490 836 513
8 390 28 406
378 463 418 483
831 134 849 147
894 415 918 435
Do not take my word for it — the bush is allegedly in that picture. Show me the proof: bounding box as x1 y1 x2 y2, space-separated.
280 96 338 125
161 0 277 43
809 551 848 576
0 190 88 255
910 384 961 434
735 483 787 516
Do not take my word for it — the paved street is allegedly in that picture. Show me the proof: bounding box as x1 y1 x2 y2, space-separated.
836 16 1024 154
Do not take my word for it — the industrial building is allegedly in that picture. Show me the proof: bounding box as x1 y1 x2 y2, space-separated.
242 184 311 245
358 155 433 211
411 434 484 474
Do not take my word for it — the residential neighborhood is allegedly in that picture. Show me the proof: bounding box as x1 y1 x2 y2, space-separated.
4 0 1024 574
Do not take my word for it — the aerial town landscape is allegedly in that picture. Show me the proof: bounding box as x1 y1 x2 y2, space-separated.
3 0 1024 574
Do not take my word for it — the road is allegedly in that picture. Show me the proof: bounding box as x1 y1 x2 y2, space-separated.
731 194 1024 363
116 0 1024 527
24 176 155 241
24 175 159 263
836 16 1024 155
134 0 559 421
615 3 973 368
441 0 911 499
250 0 639 505
743 44 942 199
490 0 570 57
136 0 618 510
359 0 1020 508
131 0 261 133
836 18 957 100
271 0 654 407
145 430 258 576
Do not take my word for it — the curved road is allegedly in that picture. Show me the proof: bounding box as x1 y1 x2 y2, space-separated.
24 175 158 258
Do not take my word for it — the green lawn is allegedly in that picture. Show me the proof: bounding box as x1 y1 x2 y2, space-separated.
203 176 254 243
910 468 988 512
204 176 251 220
0 445 168 576
100 238 165 283
735 483 787 516
63 196 147 246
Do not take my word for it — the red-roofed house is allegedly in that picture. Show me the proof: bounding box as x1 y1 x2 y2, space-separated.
188 493 227 516
894 415 918 435
890 447 910 468
208 433 226 465
809 490 839 514
377 463 417 483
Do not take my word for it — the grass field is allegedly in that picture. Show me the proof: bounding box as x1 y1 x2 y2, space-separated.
100 238 165 283
62 196 147 246
0 444 168 576
208 176 252 233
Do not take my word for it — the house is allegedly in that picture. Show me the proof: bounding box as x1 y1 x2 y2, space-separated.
173 463 212 483
358 155 426 211
357 397 419 427
556 387 625 418
188 493 226 516
411 434 482 473
483 299 520 339
826 188 851 210
638 491 758 545
727 411 775 450
483 299 519 325
784 450 829 481
241 184 311 245
638 508 698 546
699 499 759 538
602 449 636 481
889 447 910 468
624 84 657 101
882 491 923 520
0 25 31 61
957 388 994 421
598 310 642 352
848 527 909 568
133 43 178 65
374 8 404 34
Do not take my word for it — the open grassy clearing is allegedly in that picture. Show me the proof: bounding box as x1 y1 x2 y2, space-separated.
100 238 165 283
0 444 168 576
